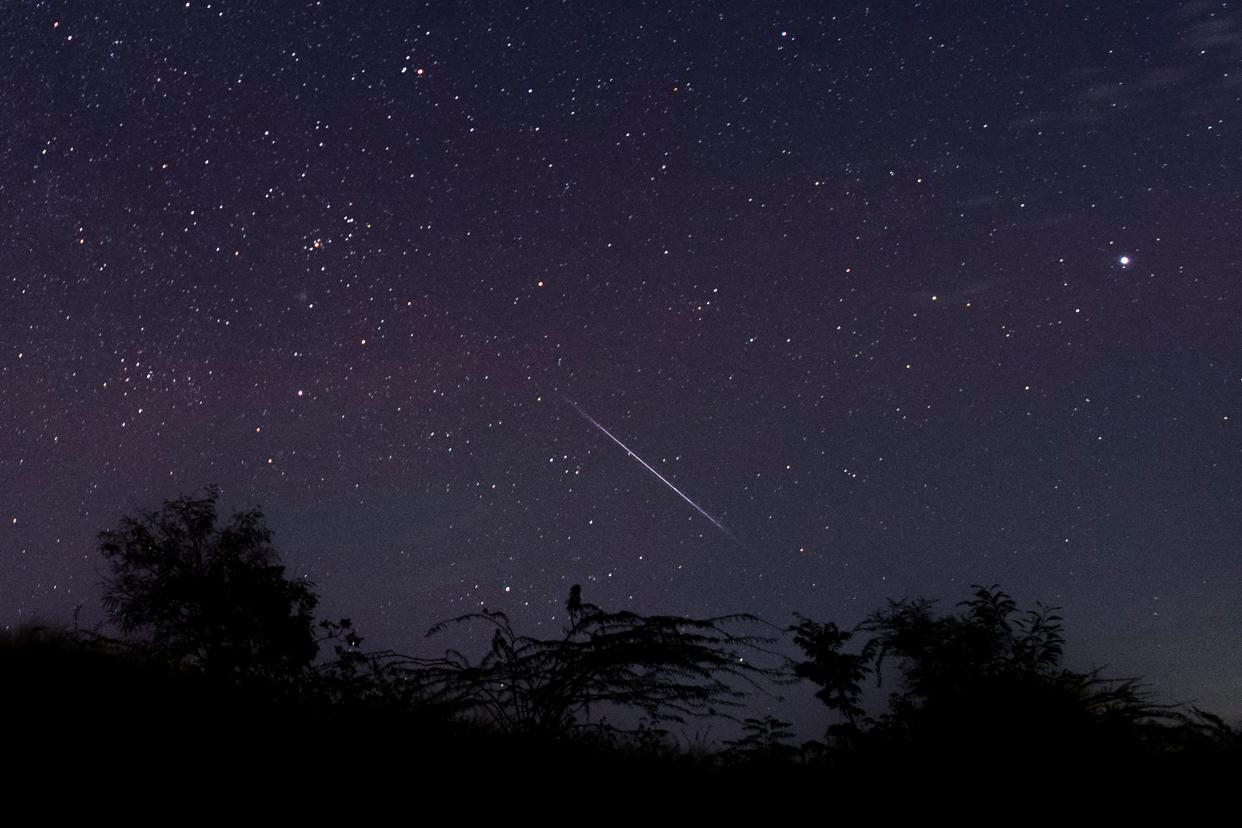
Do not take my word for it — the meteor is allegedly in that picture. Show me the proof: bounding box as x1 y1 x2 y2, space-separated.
561 395 734 539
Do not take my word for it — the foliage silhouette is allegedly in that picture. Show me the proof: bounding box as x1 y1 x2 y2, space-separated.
721 715 799 764
406 585 786 736
98 487 319 685
790 584 1223 767
789 615 870 727
19 488 1234 782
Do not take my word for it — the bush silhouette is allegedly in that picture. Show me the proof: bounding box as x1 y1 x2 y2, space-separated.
790 585 1212 767
98 488 319 686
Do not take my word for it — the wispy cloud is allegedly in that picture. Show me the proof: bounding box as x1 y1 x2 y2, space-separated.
1014 3 1241 131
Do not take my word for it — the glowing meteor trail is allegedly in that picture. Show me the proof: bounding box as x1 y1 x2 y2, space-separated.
561 395 734 539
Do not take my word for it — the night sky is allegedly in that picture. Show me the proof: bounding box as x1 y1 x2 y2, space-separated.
2 1 1239 726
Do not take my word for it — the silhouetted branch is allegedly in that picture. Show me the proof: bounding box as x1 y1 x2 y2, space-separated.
411 586 786 735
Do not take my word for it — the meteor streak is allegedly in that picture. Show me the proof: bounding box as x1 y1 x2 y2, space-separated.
561 395 734 539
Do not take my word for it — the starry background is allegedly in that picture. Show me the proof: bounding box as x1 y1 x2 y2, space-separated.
2 1 1239 729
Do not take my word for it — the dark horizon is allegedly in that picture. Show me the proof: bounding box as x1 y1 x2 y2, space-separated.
2 1 1239 734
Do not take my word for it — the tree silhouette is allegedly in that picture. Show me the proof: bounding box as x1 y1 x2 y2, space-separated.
789 615 870 728
407 586 784 736
98 488 319 685
721 715 799 764
792 585 1196 763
